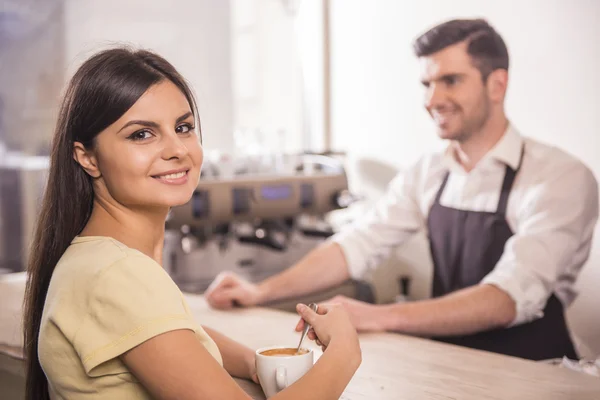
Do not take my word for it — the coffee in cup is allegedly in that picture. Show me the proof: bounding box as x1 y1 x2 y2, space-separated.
255 346 314 398
259 348 309 357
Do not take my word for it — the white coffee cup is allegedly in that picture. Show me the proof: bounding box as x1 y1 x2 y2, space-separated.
255 346 314 398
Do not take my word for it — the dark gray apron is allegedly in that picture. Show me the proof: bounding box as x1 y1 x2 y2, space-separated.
427 147 577 360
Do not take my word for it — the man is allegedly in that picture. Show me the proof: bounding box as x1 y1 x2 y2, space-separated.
205 19 599 360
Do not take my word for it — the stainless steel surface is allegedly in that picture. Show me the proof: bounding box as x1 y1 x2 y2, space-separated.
296 303 318 353
165 171 349 230
166 229 331 294
164 154 357 295
0 153 48 272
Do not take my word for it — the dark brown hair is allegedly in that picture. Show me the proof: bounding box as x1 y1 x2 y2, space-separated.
22 47 200 399
413 18 509 80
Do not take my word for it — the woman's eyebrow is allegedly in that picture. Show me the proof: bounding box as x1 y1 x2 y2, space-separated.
117 111 193 133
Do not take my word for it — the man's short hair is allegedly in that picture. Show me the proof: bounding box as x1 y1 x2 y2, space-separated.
413 19 509 80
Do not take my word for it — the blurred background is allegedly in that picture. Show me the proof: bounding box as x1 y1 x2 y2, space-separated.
1 0 599 359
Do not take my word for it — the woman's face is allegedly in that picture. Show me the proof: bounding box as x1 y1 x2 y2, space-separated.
82 80 203 210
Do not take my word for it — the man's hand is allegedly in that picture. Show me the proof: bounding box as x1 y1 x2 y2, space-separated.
204 272 264 309
325 295 387 332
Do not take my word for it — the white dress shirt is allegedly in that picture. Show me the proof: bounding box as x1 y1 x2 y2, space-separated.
333 125 599 326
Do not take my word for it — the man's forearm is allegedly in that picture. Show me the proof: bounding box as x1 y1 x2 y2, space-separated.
257 241 351 304
379 284 516 337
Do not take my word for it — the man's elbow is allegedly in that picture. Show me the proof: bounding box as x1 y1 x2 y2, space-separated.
487 285 517 328
497 301 517 328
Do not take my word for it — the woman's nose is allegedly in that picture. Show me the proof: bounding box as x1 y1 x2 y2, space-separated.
161 133 189 160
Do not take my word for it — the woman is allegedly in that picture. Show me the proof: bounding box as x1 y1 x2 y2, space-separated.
23 48 361 399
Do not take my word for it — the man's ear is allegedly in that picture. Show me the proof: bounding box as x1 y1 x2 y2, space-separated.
486 69 508 103
73 142 101 178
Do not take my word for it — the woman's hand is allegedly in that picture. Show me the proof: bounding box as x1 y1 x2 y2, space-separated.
294 303 360 356
243 350 259 384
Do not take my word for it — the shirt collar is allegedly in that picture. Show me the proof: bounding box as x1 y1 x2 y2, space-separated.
443 124 524 173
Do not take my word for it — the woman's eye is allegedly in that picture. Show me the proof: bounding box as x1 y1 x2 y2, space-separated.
176 123 194 134
127 130 153 141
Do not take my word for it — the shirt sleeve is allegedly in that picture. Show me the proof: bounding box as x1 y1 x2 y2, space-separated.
482 163 599 326
73 254 197 376
331 158 427 279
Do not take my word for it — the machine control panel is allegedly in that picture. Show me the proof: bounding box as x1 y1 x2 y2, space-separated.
260 184 293 201
191 190 210 218
166 172 348 229
232 188 253 215
300 183 315 209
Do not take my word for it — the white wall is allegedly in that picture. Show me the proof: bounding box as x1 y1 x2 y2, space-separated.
230 0 305 154
65 0 234 152
294 0 327 152
0 0 64 154
330 0 600 358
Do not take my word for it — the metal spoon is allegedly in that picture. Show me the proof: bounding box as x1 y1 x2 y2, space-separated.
297 303 319 354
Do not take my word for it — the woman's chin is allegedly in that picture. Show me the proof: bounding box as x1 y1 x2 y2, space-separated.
168 193 196 208
165 199 191 208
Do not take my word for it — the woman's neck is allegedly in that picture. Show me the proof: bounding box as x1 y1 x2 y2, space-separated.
79 199 168 264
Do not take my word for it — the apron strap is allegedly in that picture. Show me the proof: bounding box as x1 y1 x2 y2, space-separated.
496 144 526 215
434 172 451 204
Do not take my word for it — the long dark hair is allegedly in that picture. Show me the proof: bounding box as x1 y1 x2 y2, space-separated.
23 47 200 399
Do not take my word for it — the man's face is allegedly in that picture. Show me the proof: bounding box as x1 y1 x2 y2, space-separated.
420 41 492 142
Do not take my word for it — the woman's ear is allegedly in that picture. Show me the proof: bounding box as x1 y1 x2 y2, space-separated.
73 142 101 178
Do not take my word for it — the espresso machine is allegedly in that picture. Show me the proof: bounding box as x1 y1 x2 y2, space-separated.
163 153 356 293
0 150 49 274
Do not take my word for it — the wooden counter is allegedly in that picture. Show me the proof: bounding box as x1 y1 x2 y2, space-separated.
185 295 600 400
2 292 599 399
